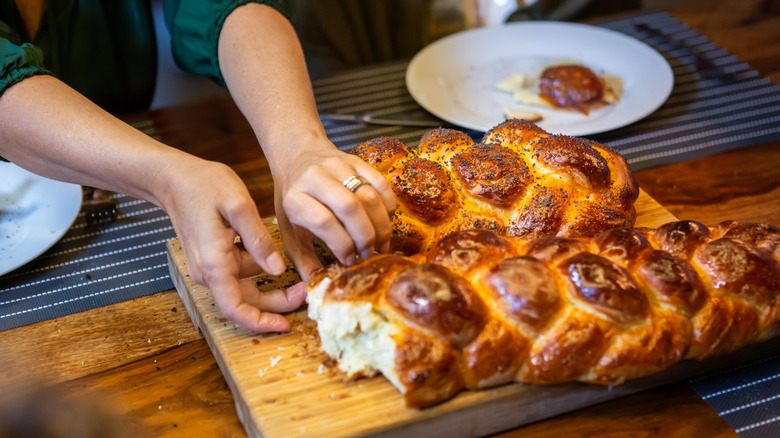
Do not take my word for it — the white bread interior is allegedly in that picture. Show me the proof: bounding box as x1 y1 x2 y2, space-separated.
306 277 404 392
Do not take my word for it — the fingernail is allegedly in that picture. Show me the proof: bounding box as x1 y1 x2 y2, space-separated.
266 252 285 275
361 249 372 261
288 283 307 303
259 313 289 333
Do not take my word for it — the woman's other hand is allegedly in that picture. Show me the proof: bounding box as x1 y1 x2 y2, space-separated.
158 158 306 332
272 142 395 281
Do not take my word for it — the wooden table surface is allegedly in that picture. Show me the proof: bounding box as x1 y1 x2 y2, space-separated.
1 1 779 436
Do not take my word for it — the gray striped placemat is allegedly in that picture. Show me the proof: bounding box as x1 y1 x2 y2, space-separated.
689 355 780 437
0 192 176 331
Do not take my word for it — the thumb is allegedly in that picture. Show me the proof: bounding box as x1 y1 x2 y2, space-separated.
281 225 324 282
227 205 285 276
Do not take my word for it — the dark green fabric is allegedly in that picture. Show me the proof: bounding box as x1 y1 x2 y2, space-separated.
165 0 294 87
0 0 157 114
0 22 53 93
295 0 429 78
0 0 293 114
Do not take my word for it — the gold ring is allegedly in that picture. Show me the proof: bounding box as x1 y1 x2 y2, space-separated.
343 175 369 193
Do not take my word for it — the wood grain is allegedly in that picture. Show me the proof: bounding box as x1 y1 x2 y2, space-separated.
493 383 740 438
53 338 247 438
0 290 201 392
635 142 780 226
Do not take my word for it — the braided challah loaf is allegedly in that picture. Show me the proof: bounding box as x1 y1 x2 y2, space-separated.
307 220 780 408
350 119 639 255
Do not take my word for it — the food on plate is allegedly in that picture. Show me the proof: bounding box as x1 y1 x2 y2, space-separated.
307 220 780 407
496 62 623 119
350 119 639 255
539 65 606 113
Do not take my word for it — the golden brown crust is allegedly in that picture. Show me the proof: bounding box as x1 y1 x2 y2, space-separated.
532 135 611 190
417 128 474 159
393 330 463 408
558 252 650 324
636 250 708 316
329 255 416 303
426 229 515 274
521 308 615 384
508 185 569 238
451 144 530 208
351 120 638 254
350 136 408 173
386 263 487 348
389 211 433 256
483 256 563 334
461 319 530 389
391 158 460 225
309 220 780 407
589 309 692 384
482 118 548 146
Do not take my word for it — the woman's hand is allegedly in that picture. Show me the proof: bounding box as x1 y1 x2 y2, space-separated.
217 4 395 280
157 158 307 332
272 144 396 281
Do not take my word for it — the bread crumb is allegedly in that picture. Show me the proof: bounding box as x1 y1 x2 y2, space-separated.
258 368 267 377
318 364 326 375
503 108 543 122
296 372 305 377
270 356 282 367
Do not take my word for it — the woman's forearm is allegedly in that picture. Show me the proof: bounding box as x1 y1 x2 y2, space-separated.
217 3 330 173
0 75 190 206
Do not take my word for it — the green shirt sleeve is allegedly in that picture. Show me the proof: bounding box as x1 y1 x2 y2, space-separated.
0 22 53 163
163 0 294 86
0 22 53 98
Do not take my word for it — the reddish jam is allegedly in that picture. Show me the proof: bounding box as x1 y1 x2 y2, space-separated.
538 65 605 114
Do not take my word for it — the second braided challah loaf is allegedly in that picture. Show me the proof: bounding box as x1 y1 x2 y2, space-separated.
351 119 639 255
307 220 780 408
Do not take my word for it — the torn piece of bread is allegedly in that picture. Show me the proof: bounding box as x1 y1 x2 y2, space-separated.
306 267 404 391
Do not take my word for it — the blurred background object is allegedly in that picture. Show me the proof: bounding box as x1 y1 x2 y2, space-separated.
294 0 703 79
294 0 433 78
0 385 141 438
149 0 705 103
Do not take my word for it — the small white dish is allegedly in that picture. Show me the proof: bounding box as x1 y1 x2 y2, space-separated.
0 163 82 276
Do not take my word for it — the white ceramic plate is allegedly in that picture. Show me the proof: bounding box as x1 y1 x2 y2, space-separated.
0 163 82 276
406 21 674 136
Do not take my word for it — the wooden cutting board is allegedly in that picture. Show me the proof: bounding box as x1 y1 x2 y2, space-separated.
165 189 778 437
